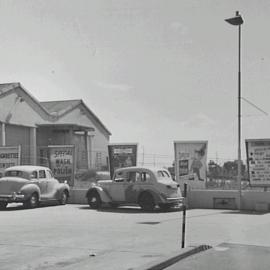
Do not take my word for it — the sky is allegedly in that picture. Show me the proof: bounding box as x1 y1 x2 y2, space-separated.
0 0 270 166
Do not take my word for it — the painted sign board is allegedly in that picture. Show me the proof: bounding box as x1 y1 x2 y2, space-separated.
38 145 75 186
174 141 208 190
48 145 75 186
0 146 21 176
246 139 270 186
108 143 138 178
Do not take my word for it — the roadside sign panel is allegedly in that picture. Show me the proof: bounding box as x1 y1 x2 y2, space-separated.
246 139 270 186
174 141 208 189
108 143 138 178
0 146 21 176
48 145 75 186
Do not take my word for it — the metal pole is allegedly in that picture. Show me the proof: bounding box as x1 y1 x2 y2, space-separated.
238 23 242 210
181 183 187 248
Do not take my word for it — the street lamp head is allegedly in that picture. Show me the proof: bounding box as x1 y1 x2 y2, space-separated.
225 11 244 26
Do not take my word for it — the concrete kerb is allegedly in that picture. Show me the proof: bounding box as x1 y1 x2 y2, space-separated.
133 245 212 270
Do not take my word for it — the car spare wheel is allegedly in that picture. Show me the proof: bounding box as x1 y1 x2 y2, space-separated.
88 191 101 209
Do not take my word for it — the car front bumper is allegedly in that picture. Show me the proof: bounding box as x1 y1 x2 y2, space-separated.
164 196 184 204
0 193 25 203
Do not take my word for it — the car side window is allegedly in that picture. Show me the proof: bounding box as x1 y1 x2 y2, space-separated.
128 172 141 183
46 170 53 179
39 170 46 179
30 171 38 179
114 171 127 182
162 171 170 177
141 172 151 182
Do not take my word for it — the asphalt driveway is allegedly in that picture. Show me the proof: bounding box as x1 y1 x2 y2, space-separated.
1 204 270 270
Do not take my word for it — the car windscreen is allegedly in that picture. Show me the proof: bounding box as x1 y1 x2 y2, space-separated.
4 170 29 179
156 170 173 183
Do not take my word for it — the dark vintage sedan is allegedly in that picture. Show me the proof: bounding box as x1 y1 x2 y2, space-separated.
0 165 70 209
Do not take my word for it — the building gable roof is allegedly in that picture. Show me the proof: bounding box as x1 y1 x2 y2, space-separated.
0 83 20 95
41 100 81 116
0 82 51 120
0 82 111 136
41 99 111 136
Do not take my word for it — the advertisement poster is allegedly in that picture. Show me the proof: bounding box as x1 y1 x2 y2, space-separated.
108 143 138 178
246 139 270 186
179 160 189 176
0 146 21 176
48 145 75 186
174 141 208 189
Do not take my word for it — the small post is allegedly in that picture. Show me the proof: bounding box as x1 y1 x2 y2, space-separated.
181 183 187 248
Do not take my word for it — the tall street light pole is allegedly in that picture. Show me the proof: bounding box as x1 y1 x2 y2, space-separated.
225 11 244 210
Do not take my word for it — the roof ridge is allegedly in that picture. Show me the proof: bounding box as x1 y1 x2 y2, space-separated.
40 99 82 103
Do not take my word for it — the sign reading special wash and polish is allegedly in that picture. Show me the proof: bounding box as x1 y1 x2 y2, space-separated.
48 145 75 186
0 146 21 176
108 143 138 178
246 139 270 186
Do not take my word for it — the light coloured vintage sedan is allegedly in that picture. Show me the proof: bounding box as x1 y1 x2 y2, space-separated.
86 167 183 211
0 165 70 209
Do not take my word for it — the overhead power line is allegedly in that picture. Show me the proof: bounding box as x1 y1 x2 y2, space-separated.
241 97 268 116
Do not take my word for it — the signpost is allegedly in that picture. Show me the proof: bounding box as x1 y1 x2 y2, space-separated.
38 145 75 186
108 143 138 178
181 183 187 248
246 139 270 187
174 141 208 190
0 146 21 176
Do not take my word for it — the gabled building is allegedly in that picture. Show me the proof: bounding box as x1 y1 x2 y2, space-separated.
0 82 111 180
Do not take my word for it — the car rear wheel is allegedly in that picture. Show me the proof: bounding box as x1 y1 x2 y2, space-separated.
0 202 7 210
24 193 39 208
88 192 101 209
139 192 155 211
59 191 68 205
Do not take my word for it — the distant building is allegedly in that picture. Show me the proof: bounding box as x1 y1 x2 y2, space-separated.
0 83 111 176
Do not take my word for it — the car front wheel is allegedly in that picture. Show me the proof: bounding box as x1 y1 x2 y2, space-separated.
88 192 101 209
0 202 7 210
24 193 39 208
59 191 68 205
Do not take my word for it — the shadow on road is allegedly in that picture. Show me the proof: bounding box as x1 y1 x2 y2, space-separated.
78 205 182 214
221 210 268 215
1 202 63 211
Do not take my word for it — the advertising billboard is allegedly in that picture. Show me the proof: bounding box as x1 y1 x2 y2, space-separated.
48 145 75 186
246 139 270 186
174 141 208 189
0 146 21 176
108 143 138 178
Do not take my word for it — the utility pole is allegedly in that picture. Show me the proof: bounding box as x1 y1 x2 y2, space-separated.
225 11 244 210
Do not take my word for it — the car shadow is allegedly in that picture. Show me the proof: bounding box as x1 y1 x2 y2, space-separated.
1 202 62 211
78 205 182 214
